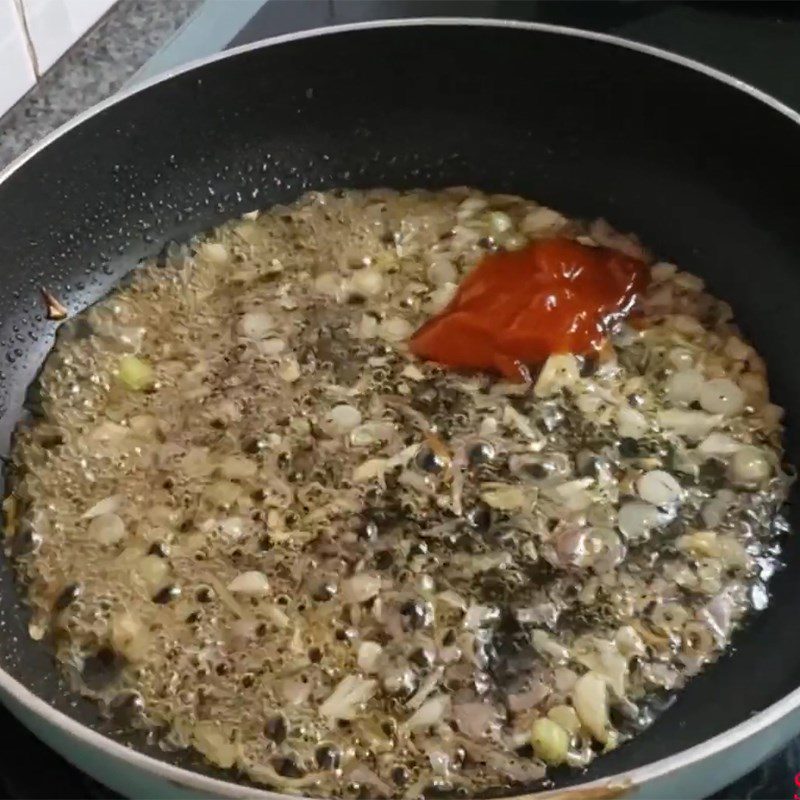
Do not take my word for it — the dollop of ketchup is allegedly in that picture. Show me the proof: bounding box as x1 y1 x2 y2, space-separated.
410 237 648 381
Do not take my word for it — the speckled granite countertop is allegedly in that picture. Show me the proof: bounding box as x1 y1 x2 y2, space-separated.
0 0 202 173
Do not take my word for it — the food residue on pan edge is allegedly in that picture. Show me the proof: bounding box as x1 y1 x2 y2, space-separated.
3 188 792 798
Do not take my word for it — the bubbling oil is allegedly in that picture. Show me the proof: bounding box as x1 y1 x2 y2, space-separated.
4 188 791 798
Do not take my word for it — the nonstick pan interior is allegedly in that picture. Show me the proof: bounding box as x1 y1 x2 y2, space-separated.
1 22 799 791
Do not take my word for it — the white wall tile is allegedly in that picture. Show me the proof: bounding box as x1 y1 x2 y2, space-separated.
65 0 117 42
21 0 117 73
0 0 36 118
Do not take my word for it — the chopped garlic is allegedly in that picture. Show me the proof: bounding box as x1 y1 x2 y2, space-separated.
227 571 270 596
534 354 580 397
118 355 154 391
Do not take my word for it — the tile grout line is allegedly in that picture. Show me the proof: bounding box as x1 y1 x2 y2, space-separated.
11 0 41 78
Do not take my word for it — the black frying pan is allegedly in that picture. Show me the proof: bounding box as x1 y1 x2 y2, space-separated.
0 20 799 799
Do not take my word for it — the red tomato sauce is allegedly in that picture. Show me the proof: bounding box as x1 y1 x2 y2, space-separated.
410 237 648 381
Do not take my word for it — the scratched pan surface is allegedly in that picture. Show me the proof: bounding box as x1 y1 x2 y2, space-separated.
1 20 800 800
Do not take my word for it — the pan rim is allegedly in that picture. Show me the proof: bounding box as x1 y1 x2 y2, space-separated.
1 16 799 798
